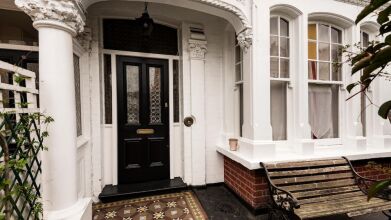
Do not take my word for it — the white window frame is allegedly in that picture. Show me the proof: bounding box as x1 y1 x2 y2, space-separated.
308 22 344 85
270 15 291 80
308 22 345 145
359 29 377 138
269 15 293 142
234 39 243 138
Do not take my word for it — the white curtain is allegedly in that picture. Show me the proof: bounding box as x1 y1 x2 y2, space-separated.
308 84 338 139
271 81 287 140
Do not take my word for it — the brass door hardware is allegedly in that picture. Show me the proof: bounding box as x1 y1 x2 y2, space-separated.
184 117 194 127
137 129 155 135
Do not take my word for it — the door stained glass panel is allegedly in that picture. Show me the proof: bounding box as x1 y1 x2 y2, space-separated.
126 65 140 124
149 67 162 124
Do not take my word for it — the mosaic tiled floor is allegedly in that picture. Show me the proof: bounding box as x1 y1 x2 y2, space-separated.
93 191 208 220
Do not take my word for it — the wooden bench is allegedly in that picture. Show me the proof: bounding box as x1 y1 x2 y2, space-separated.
260 157 391 219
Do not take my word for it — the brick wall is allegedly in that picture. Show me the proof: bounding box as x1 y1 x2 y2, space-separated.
224 156 391 210
224 157 270 209
352 158 391 180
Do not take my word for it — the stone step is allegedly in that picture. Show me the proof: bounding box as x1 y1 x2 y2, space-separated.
98 177 188 203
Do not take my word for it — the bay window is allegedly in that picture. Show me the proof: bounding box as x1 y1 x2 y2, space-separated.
307 23 342 139
270 16 289 140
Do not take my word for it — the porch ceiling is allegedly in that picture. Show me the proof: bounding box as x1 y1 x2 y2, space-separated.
0 0 20 11
80 0 251 33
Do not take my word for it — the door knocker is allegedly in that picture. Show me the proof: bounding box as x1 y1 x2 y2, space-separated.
184 117 194 127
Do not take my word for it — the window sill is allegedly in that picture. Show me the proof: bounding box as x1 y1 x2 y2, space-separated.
270 78 290 82
313 138 342 146
308 80 344 85
217 143 391 170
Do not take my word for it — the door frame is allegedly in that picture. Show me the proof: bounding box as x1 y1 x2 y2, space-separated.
103 49 181 185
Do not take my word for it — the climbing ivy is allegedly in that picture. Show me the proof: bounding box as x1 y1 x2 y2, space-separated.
0 112 53 220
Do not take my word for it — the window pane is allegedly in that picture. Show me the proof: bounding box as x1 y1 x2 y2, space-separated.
73 54 82 137
270 17 278 35
332 63 342 81
331 27 342 43
271 81 287 140
270 58 279 78
239 84 243 137
319 24 330 42
331 44 342 63
270 36 279 56
235 45 241 63
126 65 140 124
173 60 180 123
360 85 366 136
308 24 317 40
308 84 339 139
280 59 289 78
104 54 112 124
149 67 162 124
280 37 289 57
318 42 330 61
280 18 289 37
308 61 317 80
235 63 242 81
362 32 369 47
308 42 317 60
319 62 330 80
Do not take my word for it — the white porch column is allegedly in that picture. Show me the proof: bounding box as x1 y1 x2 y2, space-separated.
238 2 275 158
15 0 87 218
182 25 207 186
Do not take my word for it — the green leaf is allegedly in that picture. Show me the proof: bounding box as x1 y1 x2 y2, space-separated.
352 55 372 74
368 180 391 201
378 4 391 23
378 5 391 25
351 52 370 66
347 83 359 93
372 42 388 52
356 0 390 24
380 21 391 35
378 101 391 119
385 34 391 45
363 47 391 76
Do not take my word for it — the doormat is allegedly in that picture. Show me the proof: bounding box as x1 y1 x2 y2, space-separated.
93 191 208 220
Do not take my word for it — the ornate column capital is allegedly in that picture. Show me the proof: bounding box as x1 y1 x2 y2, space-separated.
189 39 207 60
188 26 207 59
15 0 85 35
237 28 253 51
76 27 92 51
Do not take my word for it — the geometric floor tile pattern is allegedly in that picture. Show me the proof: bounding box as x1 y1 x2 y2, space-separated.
93 191 208 220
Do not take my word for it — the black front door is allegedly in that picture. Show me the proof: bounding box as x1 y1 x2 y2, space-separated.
117 56 169 184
